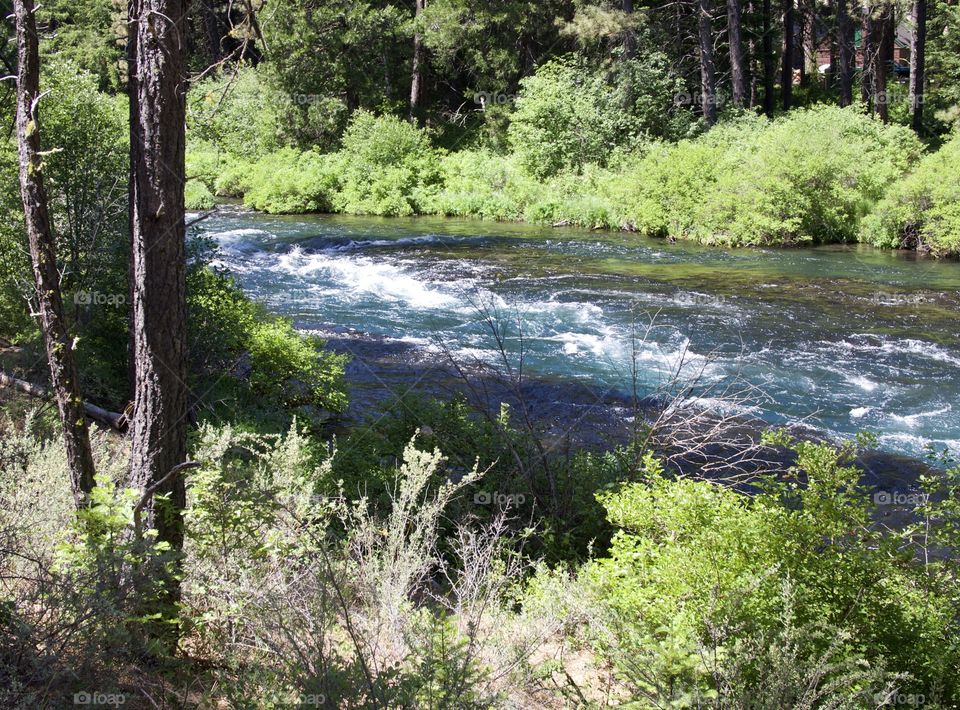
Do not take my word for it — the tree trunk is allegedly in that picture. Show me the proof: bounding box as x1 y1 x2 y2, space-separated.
802 1 818 85
698 0 718 125
837 0 854 105
126 0 138 407
409 0 425 123
128 0 189 590
875 2 893 121
748 0 758 106
623 0 637 60
13 0 97 507
908 0 926 132
798 5 807 86
200 0 224 65
727 0 748 107
861 1 875 108
763 0 776 115
782 0 794 109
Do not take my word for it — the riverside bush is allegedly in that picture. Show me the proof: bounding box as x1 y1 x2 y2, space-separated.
861 132 960 256
331 111 442 216
582 441 959 702
243 148 343 213
507 55 693 178
189 104 948 254
691 106 922 245
187 263 348 417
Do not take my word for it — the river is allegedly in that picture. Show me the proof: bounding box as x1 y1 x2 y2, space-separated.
192 206 960 461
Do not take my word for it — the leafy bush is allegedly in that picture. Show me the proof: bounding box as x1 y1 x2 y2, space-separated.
331 111 442 216
243 148 343 213
0 421 169 703
423 150 538 221
187 263 348 418
583 442 959 702
246 319 348 412
691 106 922 246
184 426 530 707
185 178 215 210
188 66 284 160
508 55 693 179
861 132 960 256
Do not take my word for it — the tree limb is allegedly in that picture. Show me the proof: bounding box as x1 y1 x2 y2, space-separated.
0 368 127 432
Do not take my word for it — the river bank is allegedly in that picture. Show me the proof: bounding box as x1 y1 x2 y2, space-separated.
188 107 960 257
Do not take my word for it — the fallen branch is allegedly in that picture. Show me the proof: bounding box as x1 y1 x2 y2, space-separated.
0 368 127 432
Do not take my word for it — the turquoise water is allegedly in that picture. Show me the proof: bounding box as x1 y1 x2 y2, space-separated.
194 207 960 459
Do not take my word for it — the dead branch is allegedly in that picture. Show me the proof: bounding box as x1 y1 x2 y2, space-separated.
0 368 127 432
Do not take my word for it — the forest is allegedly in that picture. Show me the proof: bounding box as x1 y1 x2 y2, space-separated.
1 0 960 707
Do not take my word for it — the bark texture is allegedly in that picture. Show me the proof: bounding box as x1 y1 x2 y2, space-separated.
762 0 775 115
13 0 97 506
698 0 718 125
128 0 189 560
837 0 854 106
861 1 875 108
410 0 425 123
727 0 748 107
908 0 926 132
781 0 794 110
875 2 893 122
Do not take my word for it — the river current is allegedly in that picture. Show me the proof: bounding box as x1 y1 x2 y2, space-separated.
193 207 960 461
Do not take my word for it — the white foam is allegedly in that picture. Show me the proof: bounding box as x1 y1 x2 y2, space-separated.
888 405 952 429
878 433 960 458
845 374 879 392
272 246 456 309
548 331 620 358
831 335 960 369
322 235 446 252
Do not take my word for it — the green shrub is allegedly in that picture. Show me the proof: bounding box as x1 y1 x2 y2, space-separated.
247 319 348 412
332 111 442 216
185 178 215 210
187 263 348 421
423 150 538 221
861 132 960 256
583 442 959 701
692 106 922 246
243 148 343 213
601 107 920 246
188 66 283 160
508 55 693 179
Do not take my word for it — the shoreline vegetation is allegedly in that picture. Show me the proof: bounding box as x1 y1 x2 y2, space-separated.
186 67 960 258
